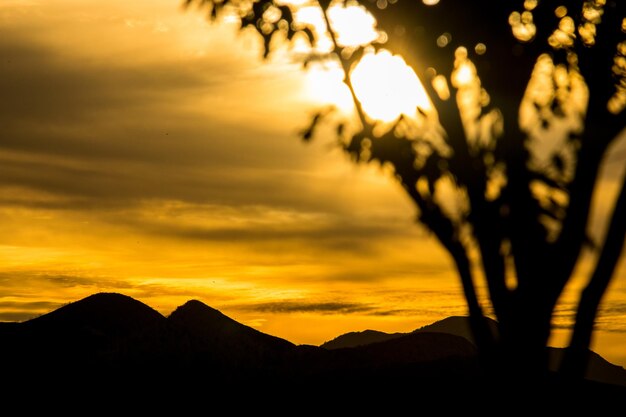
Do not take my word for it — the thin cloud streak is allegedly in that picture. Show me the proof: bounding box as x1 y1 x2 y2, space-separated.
238 300 373 314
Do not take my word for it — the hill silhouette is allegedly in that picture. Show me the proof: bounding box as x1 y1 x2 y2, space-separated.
0 292 180 379
321 316 498 349
323 315 626 388
27 292 163 329
1 292 625 408
3 293 162 353
321 329 405 349
169 299 293 351
414 315 500 344
167 299 295 381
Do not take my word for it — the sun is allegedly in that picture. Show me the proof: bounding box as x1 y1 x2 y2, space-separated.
351 50 432 122
305 49 432 122
300 3 432 123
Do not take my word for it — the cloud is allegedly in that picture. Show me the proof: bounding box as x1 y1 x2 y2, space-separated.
0 271 134 292
138 218 411 253
234 297 469 317
0 2 425 280
0 25 391 221
0 300 63 322
0 300 62 310
0 16 321 210
0 312 44 322
548 299 626 334
238 300 374 314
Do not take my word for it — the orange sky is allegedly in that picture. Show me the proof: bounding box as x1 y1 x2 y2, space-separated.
0 0 625 367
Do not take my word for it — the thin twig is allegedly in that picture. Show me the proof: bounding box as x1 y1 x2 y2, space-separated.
317 1 370 131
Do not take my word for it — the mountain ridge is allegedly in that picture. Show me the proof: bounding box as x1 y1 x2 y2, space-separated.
1 291 625 403
323 315 626 388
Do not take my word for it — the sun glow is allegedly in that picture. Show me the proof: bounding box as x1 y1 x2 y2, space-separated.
304 65 355 112
328 5 379 47
351 50 432 122
295 4 380 49
304 51 432 122
299 4 431 122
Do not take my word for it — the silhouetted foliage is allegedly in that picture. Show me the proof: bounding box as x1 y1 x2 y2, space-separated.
185 0 626 385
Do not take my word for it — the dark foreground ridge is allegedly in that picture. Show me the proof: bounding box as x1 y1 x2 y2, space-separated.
323 316 626 388
1 293 625 409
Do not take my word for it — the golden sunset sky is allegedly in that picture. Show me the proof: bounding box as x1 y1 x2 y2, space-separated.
1 0 625 367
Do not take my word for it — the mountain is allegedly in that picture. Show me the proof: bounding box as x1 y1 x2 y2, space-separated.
166 300 482 387
0 292 176 379
168 299 293 351
415 316 626 388
548 348 626 388
320 316 498 350
1 292 165 353
414 315 499 343
323 315 626 388
320 329 405 349
0 293 478 385
167 299 295 380
326 331 479 381
320 316 496 349
1 292 625 407
25 292 165 334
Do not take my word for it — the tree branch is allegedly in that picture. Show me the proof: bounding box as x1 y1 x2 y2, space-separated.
561 172 626 378
550 0 626 299
315 1 496 353
403 176 496 357
369 1 515 321
318 1 369 132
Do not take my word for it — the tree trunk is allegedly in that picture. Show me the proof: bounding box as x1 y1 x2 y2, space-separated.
489 286 554 397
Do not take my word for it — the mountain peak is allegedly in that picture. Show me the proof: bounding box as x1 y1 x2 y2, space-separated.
3 293 625 396
83 291 137 302
168 298 294 354
24 291 164 339
34 291 162 319
180 299 207 308
172 299 223 315
168 298 233 326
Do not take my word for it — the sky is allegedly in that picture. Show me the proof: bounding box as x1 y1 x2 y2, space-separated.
1 0 625 367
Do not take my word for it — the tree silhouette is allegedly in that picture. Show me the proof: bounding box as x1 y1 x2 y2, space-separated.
185 0 626 383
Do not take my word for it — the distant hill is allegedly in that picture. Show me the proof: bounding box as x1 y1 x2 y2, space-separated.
320 316 498 350
415 316 626 389
321 329 405 349
169 299 294 351
0 293 476 375
414 315 499 344
26 292 164 331
1 293 167 363
323 315 626 388
321 316 498 350
1 292 625 407
167 299 295 380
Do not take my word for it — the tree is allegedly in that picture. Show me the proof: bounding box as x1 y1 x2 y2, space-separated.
185 0 626 383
